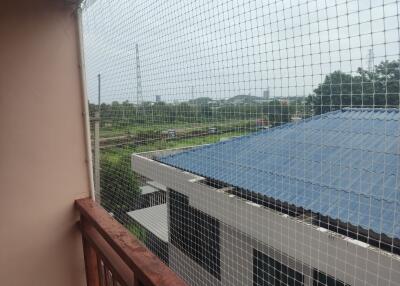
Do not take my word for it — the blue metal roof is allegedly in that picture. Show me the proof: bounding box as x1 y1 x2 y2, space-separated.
158 108 400 240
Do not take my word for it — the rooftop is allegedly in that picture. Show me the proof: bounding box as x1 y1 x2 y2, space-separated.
158 108 400 241
127 204 168 242
140 185 159 195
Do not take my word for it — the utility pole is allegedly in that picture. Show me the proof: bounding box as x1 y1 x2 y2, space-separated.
94 74 101 201
136 43 144 115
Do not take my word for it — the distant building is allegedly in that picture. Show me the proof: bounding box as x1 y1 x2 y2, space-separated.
155 95 161 102
130 108 400 286
263 88 270 99
227 94 264 105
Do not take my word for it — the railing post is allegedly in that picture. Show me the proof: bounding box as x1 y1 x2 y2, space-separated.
81 217 101 286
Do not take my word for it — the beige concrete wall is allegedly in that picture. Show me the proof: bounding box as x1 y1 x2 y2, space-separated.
0 1 91 285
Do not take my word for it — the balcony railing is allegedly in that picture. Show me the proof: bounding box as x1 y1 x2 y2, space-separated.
75 198 187 286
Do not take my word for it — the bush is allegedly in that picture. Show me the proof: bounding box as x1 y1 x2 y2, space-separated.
99 154 140 223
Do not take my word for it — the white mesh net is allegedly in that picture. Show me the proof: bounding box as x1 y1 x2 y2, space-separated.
81 0 400 285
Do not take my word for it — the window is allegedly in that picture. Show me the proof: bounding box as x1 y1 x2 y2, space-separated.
313 269 351 286
253 249 304 286
169 190 221 279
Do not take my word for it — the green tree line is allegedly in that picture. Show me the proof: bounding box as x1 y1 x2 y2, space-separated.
307 60 399 114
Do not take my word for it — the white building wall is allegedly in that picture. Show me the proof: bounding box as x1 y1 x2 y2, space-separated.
170 244 221 286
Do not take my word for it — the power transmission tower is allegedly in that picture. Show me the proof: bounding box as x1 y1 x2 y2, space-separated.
135 43 144 115
368 49 374 73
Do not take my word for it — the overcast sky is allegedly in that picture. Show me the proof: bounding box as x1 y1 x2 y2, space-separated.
82 0 400 104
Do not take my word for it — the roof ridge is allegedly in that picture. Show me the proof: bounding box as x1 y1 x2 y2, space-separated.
342 107 400 113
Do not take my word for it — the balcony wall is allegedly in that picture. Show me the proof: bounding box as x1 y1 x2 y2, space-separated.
0 1 91 285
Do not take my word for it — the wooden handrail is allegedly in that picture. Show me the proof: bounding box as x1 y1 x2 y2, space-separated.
75 198 187 286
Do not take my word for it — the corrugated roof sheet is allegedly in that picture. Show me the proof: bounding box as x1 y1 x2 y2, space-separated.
158 108 400 240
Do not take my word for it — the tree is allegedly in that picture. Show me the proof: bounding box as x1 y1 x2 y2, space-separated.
308 60 400 115
188 97 213 105
264 99 292 125
100 155 140 223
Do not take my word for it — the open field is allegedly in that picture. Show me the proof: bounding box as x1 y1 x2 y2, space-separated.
101 130 249 163
98 119 256 138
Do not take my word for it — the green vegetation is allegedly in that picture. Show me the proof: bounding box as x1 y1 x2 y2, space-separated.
90 98 308 138
101 130 247 161
127 222 146 242
98 120 253 138
307 60 400 114
100 155 140 223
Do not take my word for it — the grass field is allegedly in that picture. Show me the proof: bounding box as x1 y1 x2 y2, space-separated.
101 130 249 163
99 119 255 138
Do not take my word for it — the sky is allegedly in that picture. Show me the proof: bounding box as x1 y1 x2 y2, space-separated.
82 0 400 104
